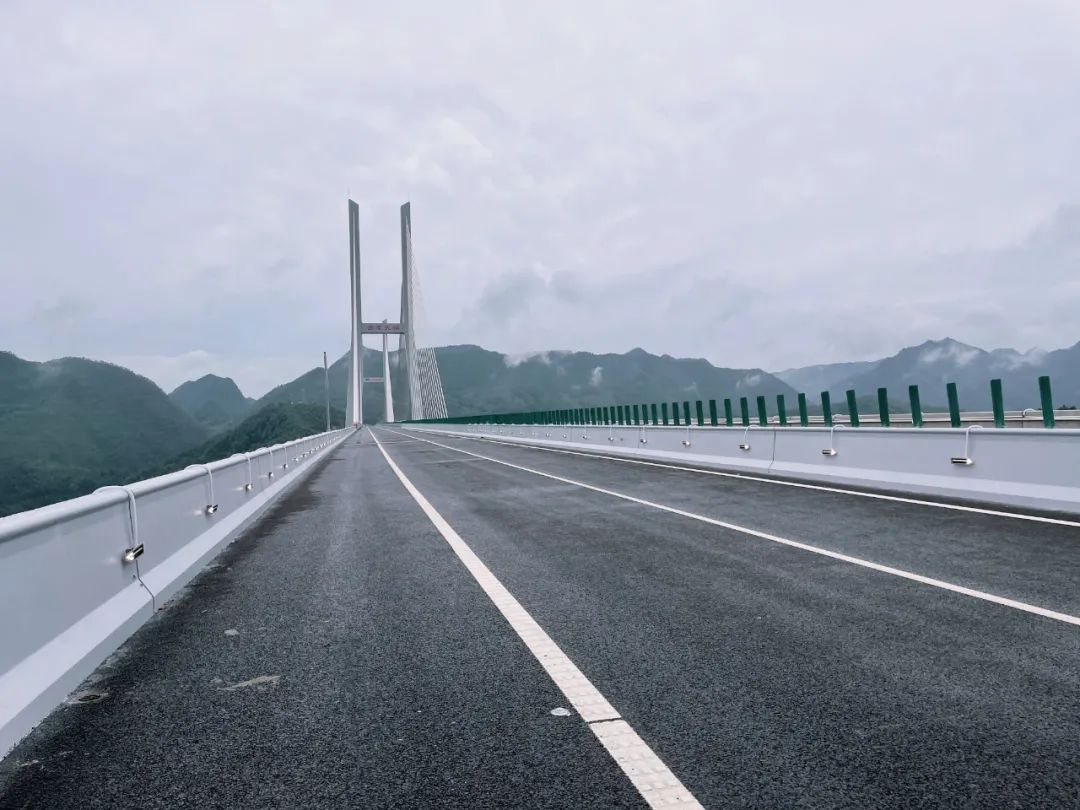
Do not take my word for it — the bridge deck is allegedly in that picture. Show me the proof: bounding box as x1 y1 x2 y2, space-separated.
3 427 1079 808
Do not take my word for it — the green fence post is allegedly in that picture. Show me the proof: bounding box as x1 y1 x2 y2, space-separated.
651 403 659 424
739 397 750 426
1039 375 1055 427
683 401 692 425
990 378 1004 428
694 400 704 426
672 403 681 426
708 399 718 426
821 391 833 426
661 403 669 425
755 395 767 426
797 393 808 426
776 394 788 426
641 403 649 425
877 387 890 427
845 390 860 427
631 404 639 425
946 382 961 427
908 385 923 427
724 398 734 426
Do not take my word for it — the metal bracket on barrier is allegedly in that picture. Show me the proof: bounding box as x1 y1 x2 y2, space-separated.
951 425 982 466
242 453 255 491
266 446 276 478
93 485 156 610
640 425 647 444
822 424 846 457
185 464 219 515
738 425 752 451
682 423 692 447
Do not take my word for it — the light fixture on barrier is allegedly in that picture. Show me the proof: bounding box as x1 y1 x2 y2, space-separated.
122 544 144 564
822 424 846 457
950 425 982 466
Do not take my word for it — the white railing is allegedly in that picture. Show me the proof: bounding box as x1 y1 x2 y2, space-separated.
0 427 354 756
409 423 1080 517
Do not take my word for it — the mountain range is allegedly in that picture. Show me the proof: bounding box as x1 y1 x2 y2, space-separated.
775 338 1080 410
2 336 1076 516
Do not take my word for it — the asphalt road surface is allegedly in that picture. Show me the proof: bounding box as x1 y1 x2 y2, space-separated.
3 425 1079 809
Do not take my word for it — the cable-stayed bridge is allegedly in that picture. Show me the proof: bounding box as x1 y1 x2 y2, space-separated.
2 204 1080 809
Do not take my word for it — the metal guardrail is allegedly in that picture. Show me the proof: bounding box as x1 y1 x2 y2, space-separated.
1 426 355 757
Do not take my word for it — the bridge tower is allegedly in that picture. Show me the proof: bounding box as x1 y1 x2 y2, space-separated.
347 199 445 424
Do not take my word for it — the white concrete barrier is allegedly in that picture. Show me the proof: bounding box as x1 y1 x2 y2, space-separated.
0 428 353 757
409 423 1080 516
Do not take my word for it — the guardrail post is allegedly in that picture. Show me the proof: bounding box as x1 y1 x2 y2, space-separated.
1039 376 1055 427
776 394 788 426
845 390 860 427
908 385 923 427
990 379 1005 428
661 403 669 425
946 382 962 427
755 395 768 426
672 402 681 426
739 397 750 427
651 403 659 424
694 400 704 426
708 399 718 426
724 398 734 426
631 404 639 425
797 393 808 427
821 391 833 427
877 387 890 427
683 401 692 426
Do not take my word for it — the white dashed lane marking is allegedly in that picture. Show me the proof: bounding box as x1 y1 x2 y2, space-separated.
370 428 704 810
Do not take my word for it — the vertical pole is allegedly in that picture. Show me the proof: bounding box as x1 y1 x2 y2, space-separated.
755 395 767 426
739 397 750 427
651 403 659 425
821 392 833 427
642 403 650 425
661 402 669 425
323 351 331 431
724 398 734 426
347 199 362 426
877 387 889 427
683 401 692 426
382 324 395 423
946 382 961 427
846 389 860 427
400 202 420 421
673 403 681 426
797 393 808 427
776 394 788 426
990 379 1005 428
1039 376 1055 428
908 385 923 427
633 404 640 425
708 399 718 427
694 400 704 426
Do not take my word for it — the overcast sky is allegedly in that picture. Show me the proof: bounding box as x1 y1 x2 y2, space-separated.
3 1 1080 396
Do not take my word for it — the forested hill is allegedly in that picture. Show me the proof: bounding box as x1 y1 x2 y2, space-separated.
0 351 207 516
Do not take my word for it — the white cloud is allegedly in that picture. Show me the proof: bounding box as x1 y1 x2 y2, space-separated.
2 0 1080 391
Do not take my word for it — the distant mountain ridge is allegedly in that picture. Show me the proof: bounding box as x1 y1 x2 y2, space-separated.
259 344 797 422
774 338 1080 409
169 373 255 433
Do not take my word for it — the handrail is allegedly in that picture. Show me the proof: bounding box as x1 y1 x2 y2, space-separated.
0 427 352 545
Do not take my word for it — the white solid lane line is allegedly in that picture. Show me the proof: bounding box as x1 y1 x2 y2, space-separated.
388 427 1080 628
438 429 1080 529
369 429 704 810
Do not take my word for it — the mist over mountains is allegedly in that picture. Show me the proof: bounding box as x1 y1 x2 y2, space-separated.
776 337 1080 409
